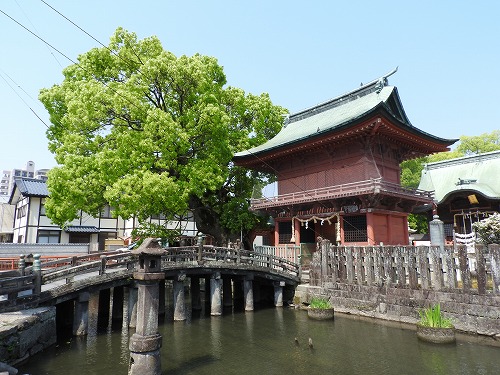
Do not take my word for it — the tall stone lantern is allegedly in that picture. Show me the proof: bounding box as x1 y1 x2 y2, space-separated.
128 238 165 375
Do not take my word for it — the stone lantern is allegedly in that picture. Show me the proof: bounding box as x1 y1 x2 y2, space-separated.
128 238 165 375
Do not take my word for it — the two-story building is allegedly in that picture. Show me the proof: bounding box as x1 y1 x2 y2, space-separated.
8 177 198 249
234 70 456 246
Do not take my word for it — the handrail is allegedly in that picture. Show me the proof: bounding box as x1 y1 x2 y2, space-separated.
250 178 433 209
0 246 299 312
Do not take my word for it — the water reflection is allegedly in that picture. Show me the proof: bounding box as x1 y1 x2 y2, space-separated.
18 307 500 375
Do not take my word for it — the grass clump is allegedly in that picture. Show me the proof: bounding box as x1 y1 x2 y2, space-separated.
418 304 454 328
309 297 332 309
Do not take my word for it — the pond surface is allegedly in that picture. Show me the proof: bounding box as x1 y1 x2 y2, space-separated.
17 301 500 375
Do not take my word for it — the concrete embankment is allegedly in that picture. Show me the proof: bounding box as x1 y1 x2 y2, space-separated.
295 284 500 340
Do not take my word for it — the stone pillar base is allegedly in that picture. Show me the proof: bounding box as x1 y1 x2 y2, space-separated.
129 333 162 375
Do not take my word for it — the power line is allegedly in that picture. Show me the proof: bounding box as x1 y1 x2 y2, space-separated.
0 68 49 128
40 0 149 81
0 6 151 128
0 8 78 66
15 0 63 68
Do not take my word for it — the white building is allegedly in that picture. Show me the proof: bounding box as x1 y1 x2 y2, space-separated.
0 202 14 242
8 178 198 249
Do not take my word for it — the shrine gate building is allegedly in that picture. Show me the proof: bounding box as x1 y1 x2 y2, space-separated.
234 70 456 246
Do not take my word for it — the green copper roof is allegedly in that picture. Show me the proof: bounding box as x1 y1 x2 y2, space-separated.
234 71 454 160
418 151 500 203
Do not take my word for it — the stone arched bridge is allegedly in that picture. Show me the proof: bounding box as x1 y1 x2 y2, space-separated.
0 244 301 314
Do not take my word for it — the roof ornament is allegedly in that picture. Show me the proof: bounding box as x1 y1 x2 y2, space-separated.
375 67 399 93
282 114 290 128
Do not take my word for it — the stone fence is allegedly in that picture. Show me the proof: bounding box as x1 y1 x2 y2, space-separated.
300 239 500 337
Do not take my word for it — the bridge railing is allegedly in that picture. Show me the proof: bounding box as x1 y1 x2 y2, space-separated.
1 246 300 312
162 246 300 277
0 250 134 311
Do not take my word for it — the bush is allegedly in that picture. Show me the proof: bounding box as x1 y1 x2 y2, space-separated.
309 297 332 309
418 304 453 328
472 213 500 245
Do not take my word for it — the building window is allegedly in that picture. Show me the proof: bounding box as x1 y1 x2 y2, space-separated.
17 204 27 219
343 215 368 242
38 230 60 244
278 221 292 243
150 213 167 220
100 205 115 218
40 201 46 216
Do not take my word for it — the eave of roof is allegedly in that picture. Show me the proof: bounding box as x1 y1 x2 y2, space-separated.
8 178 49 204
418 150 500 203
65 226 99 233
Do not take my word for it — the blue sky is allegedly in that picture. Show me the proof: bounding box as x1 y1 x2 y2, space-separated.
1 0 499 171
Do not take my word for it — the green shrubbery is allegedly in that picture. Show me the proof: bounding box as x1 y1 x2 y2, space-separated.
418 304 453 328
309 297 332 309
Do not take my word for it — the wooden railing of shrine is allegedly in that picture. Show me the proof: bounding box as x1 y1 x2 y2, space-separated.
253 244 301 264
310 240 500 295
250 178 433 209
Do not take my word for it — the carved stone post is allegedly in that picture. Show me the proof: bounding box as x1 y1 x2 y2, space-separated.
19 254 26 276
429 215 445 250
128 238 165 375
33 254 42 295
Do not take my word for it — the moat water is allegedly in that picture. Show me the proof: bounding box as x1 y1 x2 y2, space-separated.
17 298 500 374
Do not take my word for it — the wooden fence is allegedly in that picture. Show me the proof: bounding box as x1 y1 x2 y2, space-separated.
310 240 500 295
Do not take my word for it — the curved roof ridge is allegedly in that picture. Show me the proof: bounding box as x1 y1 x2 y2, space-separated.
288 67 398 125
425 150 500 170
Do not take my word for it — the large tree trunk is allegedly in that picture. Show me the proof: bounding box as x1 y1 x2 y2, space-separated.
188 195 228 246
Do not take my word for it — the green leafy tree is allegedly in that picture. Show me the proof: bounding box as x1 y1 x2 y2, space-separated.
400 157 428 189
456 130 500 156
407 213 429 234
39 28 286 246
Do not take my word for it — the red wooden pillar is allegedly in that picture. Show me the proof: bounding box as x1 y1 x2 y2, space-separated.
339 216 345 245
274 222 280 245
386 214 392 245
293 218 301 245
402 214 410 245
366 212 375 245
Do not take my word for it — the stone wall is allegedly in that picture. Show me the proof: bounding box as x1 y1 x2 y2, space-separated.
0 307 56 366
297 239 500 338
